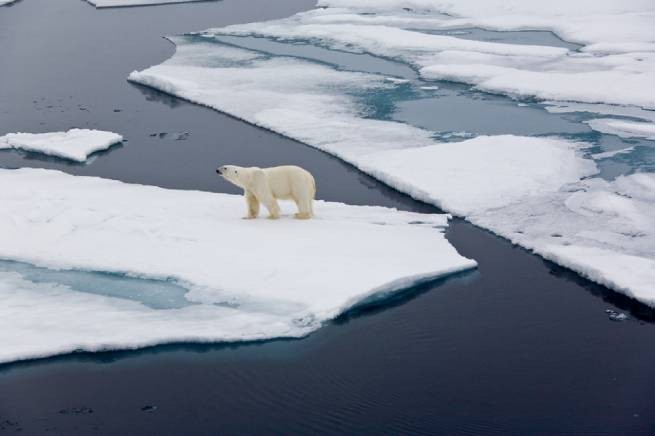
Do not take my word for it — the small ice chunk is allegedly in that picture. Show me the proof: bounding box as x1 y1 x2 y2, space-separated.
591 146 635 160
605 309 629 322
544 102 655 123
586 119 655 141
0 129 123 162
385 77 410 84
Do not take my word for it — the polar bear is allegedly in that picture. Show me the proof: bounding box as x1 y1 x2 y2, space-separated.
216 165 316 219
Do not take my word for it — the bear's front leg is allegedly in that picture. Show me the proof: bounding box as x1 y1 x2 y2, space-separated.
264 197 281 219
257 192 280 219
244 190 260 219
250 169 280 219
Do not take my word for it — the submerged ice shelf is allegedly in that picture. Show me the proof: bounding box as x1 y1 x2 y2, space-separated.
0 168 475 364
0 129 123 162
85 0 210 8
129 32 655 306
586 119 655 141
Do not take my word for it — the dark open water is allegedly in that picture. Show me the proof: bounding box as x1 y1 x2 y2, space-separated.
1 0 654 434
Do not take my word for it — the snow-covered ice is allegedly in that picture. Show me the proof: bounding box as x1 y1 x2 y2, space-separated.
0 129 123 162
210 1 655 109
86 0 208 8
129 36 655 306
360 135 596 215
0 168 475 363
470 174 655 307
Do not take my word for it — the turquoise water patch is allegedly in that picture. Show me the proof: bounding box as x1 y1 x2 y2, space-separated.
391 89 587 137
0 260 194 310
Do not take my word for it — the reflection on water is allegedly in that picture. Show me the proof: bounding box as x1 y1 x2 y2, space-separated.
210 34 417 79
421 27 583 51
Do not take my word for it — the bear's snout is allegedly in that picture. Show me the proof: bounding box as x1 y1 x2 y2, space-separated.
216 166 224 175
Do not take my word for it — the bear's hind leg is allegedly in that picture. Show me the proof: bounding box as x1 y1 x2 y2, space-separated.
244 191 260 219
293 194 313 220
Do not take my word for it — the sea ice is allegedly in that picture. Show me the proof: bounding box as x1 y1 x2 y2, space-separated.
359 135 596 215
544 102 655 124
211 1 655 109
0 168 475 363
0 0 17 5
129 37 655 306
0 129 123 162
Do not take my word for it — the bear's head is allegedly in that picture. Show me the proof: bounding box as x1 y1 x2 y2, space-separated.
216 165 246 188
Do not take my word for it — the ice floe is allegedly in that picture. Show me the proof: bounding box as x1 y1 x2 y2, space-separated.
130 36 655 306
0 0 17 5
0 129 123 162
210 1 655 109
86 0 207 8
0 168 475 363
360 135 596 215
586 119 655 141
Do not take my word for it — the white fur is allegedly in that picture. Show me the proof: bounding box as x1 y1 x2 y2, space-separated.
217 165 316 219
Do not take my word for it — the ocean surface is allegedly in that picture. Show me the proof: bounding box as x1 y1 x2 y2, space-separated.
1 0 654 434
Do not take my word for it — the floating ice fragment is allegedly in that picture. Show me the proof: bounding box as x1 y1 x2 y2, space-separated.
385 77 410 84
605 309 629 322
591 147 635 160
586 119 655 141
0 129 123 162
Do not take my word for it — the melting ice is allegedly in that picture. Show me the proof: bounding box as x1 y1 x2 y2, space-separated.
129 1 655 306
0 168 475 363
